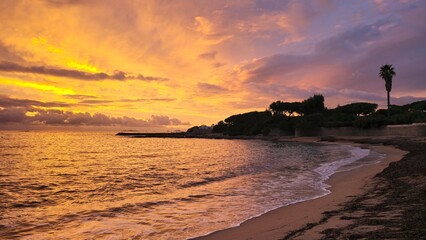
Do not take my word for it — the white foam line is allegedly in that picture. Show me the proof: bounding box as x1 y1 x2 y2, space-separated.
189 144 383 240
188 190 332 240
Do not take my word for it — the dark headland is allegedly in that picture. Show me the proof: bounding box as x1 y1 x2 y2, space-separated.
116 132 186 138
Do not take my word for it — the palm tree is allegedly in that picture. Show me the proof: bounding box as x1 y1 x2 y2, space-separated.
379 64 395 116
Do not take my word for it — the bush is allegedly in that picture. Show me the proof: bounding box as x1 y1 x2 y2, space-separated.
212 121 228 133
334 102 378 116
353 115 391 128
224 111 272 136
297 113 325 128
300 94 325 115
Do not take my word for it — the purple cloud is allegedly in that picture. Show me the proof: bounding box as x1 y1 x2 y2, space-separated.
0 108 27 123
0 96 189 127
234 3 426 107
197 82 228 95
149 115 189 126
0 61 169 82
0 108 190 127
198 51 217 60
0 95 70 108
0 42 24 63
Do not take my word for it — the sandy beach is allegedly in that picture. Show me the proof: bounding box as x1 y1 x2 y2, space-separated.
195 137 411 240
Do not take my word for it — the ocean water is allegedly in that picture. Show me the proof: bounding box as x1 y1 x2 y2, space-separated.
0 131 381 239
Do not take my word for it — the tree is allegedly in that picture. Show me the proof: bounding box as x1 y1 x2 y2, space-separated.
224 111 272 135
269 101 285 115
379 64 396 116
269 101 301 116
282 102 301 116
335 102 378 116
212 121 228 133
300 94 325 115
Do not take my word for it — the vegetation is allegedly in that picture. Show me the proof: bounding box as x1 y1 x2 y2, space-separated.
332 102 378 116
269 101 301 116
188 64 422 136
379 64 396 116
200 94 426 136
300 94 325 115
222 111 272 136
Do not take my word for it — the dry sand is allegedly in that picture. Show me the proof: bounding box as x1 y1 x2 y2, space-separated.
194 138 406 240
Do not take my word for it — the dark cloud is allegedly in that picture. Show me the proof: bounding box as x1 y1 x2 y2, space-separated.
329 89 426 107
0 61 169 81
392 96 426 106
197 82 228 95
0 42 25 63
63 94 98 100
198 51 217 60
212 62 225 68
237 10 426 104
32 111 189 127
0 108 27 123
44 0 87 5
144 98 175 102
66 112 92 125
149 115 190 126
0 95 70 108
77 99 116 105
347 30 426 92
77 98 175 106
314 21 386 57
0 96 189 127
241 54 311 83
0 95 175 109
255 0 336 15
0 107 190 127
240 79 426 110
241 19 389 84
33 109 69 124
256 85 425 107
135 74 168 81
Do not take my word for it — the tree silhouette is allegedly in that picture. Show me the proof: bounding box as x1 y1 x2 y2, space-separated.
300 94 325 115
269 101 285 115
379 64 395 116
334 102 378 116
269 101 301 116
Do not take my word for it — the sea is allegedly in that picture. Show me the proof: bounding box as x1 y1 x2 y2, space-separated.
0 131 384 239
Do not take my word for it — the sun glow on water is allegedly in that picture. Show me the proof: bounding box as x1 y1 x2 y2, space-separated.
0 132 373 239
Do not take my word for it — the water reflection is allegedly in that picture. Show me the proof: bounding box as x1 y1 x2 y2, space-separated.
0 131 367 239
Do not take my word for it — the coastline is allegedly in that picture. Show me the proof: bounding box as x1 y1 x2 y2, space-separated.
193 137 407 240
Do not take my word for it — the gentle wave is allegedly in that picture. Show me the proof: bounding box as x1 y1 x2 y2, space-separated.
0 131 383 240
315 146 371 182
191 144 375 239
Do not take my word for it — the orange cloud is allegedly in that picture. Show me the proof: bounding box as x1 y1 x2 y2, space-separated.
0 0 425 129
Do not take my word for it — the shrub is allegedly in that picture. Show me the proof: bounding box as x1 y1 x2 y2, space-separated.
353 115 391 128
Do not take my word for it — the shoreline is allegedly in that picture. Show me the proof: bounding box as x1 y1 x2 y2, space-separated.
193 137 407 240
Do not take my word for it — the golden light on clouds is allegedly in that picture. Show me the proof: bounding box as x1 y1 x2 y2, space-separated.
2 78 75 96
67 61 100 73
0 0 425 130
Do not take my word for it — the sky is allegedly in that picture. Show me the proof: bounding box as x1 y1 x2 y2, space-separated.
0 0 425 131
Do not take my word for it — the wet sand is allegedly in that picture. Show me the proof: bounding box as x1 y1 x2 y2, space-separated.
194 137 407 240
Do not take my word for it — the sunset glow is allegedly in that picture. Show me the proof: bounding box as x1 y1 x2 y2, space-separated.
1 0 425 130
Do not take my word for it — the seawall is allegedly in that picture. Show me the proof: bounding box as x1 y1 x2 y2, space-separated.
295 123 426 137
